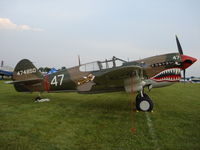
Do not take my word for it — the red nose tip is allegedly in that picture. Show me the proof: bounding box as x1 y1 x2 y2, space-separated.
181 54 197 70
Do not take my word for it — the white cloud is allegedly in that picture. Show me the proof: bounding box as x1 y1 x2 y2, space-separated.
0 18 43 31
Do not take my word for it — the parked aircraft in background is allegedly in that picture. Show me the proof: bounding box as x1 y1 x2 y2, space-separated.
7 36 197 111
0 61 13 79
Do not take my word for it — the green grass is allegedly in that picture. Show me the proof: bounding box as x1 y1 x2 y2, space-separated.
0 81 200 150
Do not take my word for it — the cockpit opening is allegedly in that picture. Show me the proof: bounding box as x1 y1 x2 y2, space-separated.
79 56 127 72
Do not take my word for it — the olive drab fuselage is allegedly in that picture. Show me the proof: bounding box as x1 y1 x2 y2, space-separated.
44 52 182 93
12 53 181 92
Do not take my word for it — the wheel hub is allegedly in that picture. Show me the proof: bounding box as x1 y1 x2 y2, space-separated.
140 100 150 111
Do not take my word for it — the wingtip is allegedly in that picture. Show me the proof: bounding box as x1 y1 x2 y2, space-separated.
4 81 13 84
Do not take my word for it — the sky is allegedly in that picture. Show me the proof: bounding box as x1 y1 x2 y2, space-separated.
0 0 200 77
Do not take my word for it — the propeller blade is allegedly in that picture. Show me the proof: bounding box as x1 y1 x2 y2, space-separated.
176 35 183 54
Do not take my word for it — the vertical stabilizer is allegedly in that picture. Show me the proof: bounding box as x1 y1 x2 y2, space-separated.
13 59 43 81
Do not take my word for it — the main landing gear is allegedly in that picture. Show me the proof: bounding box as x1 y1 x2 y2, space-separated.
135 91 153 112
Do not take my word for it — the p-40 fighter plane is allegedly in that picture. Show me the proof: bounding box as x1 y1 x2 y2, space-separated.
8 36 197 111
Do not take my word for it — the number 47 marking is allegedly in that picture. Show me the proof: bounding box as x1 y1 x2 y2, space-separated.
50 74 64 86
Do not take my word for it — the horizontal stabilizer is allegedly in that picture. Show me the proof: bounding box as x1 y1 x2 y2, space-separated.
5 78 43 85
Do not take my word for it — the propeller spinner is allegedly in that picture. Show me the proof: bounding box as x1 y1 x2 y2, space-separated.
175 35 197 81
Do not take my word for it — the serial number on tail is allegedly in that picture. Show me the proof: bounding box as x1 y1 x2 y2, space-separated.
17 68 37 75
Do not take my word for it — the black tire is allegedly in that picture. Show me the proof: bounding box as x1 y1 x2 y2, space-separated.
136 98 141 110
136 94 153 112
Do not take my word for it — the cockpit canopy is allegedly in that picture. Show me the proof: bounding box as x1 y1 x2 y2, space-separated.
79 56 127 72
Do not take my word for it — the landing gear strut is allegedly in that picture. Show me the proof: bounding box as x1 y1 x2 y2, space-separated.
136 91 153 112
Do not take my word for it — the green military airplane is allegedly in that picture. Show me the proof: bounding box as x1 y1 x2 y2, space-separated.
8 36 197 111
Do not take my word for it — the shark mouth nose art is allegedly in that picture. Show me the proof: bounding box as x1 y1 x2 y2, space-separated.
151 68 181 82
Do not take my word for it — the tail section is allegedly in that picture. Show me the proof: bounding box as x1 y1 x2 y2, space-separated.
13 59 43 81
12 59 44 92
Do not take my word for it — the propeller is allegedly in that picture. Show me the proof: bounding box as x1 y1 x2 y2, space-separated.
175 35 186 81
176 35 183 55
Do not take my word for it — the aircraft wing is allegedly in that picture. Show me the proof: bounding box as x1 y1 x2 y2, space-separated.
92 65 144 93
5 78 43 85
0 70 13 76
94 65 142 82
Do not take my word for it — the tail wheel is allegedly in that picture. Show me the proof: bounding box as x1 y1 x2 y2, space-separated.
35 96 41 101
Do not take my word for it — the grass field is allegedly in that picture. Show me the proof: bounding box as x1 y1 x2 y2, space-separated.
0 81 200 150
